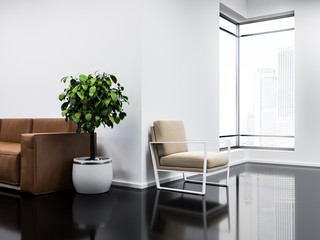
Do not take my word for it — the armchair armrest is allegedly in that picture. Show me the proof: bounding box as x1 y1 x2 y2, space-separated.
149 140 230 153
20 132 93 195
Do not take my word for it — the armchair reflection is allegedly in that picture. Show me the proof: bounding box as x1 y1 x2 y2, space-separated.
150 188 230 240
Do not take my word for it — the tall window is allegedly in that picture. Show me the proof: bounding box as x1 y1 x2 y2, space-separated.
220 17 238 148
220 14 295 150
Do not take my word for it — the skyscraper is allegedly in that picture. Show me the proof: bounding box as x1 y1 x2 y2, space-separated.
278 47 294 138
258 68 278 145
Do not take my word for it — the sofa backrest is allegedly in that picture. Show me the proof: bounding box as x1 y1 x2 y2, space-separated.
0 119 33 143
32 118 77 133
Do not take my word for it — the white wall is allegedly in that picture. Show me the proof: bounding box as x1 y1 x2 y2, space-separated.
244 0 320 165
141 0 220 185
0 0 143 186
141 0 247 186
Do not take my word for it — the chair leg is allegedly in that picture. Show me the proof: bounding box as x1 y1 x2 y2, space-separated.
183 172 187 181
226 166 230 186
183 172 206 195
153 169 161 189
202 172 207 195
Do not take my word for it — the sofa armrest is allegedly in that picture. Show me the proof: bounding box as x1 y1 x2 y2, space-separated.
20 132 93 195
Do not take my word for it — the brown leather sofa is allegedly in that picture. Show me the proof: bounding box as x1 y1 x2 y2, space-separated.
0 118 92 195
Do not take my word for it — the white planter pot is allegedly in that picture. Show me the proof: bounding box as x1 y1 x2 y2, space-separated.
72 157 113 194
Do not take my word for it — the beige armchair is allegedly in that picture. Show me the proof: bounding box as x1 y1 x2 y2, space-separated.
149 120 230 195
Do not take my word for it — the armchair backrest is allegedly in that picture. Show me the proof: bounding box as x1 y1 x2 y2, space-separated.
152 120 188 158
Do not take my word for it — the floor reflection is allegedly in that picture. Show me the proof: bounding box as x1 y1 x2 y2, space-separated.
0 190 92 240
73 193 112 239
0 186 153 240
2 163 320 240
150 190 230 240
238 172 295 240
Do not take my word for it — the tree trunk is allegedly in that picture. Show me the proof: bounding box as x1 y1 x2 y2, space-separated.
90 132 95 160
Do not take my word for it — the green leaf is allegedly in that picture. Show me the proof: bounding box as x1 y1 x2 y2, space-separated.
102 108 109 116
115 117 120 124
105 98 111 106
61 102 69 110
72 115 80 123
123 96 129 104
79 75 87 82
70 98 76 105
89 86 96 97
75 112 81 118
85 113 92 121
119 112 126 120
58 93 65 101
102 85 108 92
110 75 117 83
77 92 85 100
61 76 68 83
95 116 100 122
111 92 117 102
94 100 101 108
82 84 88 90
61 110 68 117
109 115 114 123
90 78 96 86
72 114 80 123
70 79 77 87
86 122 92 130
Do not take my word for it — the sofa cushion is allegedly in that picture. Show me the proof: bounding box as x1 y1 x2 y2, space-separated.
32 118 76 133
0 142 21 185
0 119 32 143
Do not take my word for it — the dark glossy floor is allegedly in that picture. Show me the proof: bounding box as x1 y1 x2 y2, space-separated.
0 163 318 240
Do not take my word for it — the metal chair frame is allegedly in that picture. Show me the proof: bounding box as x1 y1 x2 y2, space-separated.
149 141 230 195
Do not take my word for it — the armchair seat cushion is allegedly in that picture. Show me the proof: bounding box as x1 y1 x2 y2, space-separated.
160 151 228 169
0 142 21 185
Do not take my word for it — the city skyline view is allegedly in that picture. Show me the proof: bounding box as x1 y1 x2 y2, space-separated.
220 16 295 149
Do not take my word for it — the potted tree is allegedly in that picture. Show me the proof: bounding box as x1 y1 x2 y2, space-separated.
59 72 129 194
